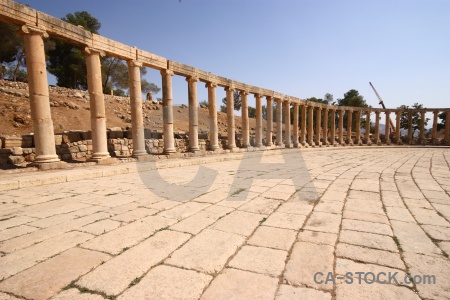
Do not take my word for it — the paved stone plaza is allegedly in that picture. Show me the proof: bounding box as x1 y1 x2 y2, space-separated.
0 147 449 300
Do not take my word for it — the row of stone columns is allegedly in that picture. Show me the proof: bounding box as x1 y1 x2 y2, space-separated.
20 24 450 165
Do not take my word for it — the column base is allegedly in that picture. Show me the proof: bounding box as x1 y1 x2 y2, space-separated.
366 141 372 146
293 143 299 148
189 146 201 152
163 148 177 154
91 157 117 165
285 143 292 148
209 145 221 151
386 140 391 145
132 150 148 158
135 154 156 162
397 140 403 145
34 154 60 164
29 161 67 171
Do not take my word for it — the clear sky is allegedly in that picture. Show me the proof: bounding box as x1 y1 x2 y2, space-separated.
19 0 450 111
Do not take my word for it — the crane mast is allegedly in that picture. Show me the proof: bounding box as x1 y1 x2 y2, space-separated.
369 82 396 135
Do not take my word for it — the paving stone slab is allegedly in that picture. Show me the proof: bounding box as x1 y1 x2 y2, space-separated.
77 230 190 296
210 210 265 237
304 212 341 234
111 207 158 223
336 243 405 270
237 197 281 215
339 229 398 252
275 285 332 300
201 268 278 300
336 281 421 300
52 288 106 300
297 230 338 246
284 242 335 291
248 226 297 251
0 248 110 300
343 210 389 224
170 206 233 235
166 229 245 274
228 245 287 277
341 219 393 236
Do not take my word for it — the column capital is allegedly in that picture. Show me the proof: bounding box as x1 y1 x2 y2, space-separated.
127 60 142 68
160 69 174 76
253 93 262 99
240 90 249 96
186 76 199 83
266 96 273 101
293 102 299 107
205 82 217 88
18 25 48 38
83 47 105 57
275 98 282 103
224 86 235 92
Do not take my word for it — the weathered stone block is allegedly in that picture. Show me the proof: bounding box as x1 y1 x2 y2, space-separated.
3 136 22 148
8 155 25 164
78 145 87 152
69 146 79 153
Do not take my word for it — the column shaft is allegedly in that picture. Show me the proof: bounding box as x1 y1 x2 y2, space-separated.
408 111 413 144
127 60 146 157
307 106 314 146
347 110 353 145
161 69 176 153
329 109 336 146
338 110 344 145
187 76 199 152
85 48 110 160
255 94 263 147
284 101 291 148
315 107 321 146
241 91 249 147
385 111 391 145
396 111 402 145
226 87 236 149
355 111 362 145
21 25 59 163
374 111 381 145
445 111 450 145
365 111 372 145
293 103 299 147
300 105 307 146
206 83 219 150
432 111 438 145
275 99 283 146
322 108 329 146
266 97 273 146
419 111 425 145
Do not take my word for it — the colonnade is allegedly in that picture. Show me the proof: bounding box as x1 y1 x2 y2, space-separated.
17 24 450 167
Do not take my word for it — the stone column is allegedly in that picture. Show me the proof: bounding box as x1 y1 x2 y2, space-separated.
346 110 353 145
161 69 176 153
241 91 249 148
322 108 329 146
255 94 263 147
187 76 200 152
300 105 307 146
355 110 362 145
307 105 314 146
315 107 322 147
84 47 110 161
419 111 426 145
225 87 236 149
396 110 402 145
431 111 438 145
206 82 219 151
127 60 146 157
407 111 414 145
365 110 372 145
275 99 283 146
292 103 299 147
385 111 391 145
374 111 381 145
284 100 291 148
445 111 450 145
338 110 344 145
20 25 59 163
266 96 273 146
329 109 336 146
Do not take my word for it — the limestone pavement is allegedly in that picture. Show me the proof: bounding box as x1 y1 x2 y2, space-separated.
0 147 449 299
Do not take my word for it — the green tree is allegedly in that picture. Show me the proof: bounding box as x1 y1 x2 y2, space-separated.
221 91 242 112
47 11 101 89
398 103 430 137
199 100 208 108
337 89 368 131
248 106 256 118
0 22 27 81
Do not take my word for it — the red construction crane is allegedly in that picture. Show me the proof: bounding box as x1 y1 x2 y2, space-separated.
369 82 396 135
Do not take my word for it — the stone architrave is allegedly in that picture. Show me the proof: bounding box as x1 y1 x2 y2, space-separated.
84 47 110 161
187 76 200 152
19 25 59 163
161 69 176 153
225 87 236 149
206 82 220 150
127 60 146 157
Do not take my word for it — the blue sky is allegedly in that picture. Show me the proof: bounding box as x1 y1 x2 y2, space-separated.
21 0 450 112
